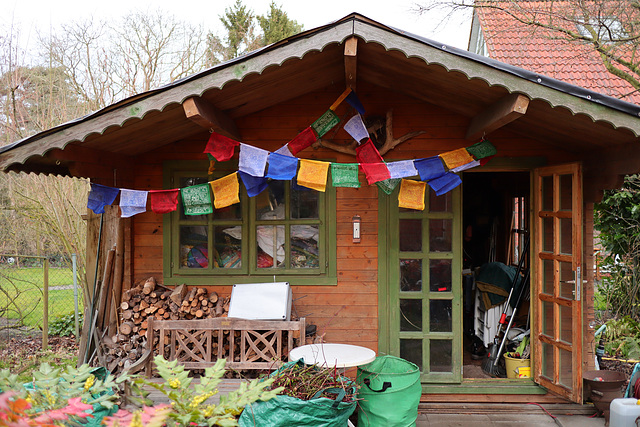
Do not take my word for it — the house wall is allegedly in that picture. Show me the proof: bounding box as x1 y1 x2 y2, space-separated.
127 82 580 355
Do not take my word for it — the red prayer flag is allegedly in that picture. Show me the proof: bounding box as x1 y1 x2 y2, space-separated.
149 189 179 214
479 155 495 166
287 127 317 155
356 139 390 184
203 132 240 162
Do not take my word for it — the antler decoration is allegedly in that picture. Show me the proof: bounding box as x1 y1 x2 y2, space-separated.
312 109 425 156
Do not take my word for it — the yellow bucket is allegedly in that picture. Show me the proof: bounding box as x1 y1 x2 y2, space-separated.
504 353 530 379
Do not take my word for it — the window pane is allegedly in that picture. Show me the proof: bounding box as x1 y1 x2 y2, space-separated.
559 262 574 300
430 219 452 252
429 188 452 212
400 219 422 252
257 181 285 220
256 225 285 268
559 174 572 211
214 203 242 220
560 304 573 345
400 299 422 331
430 300 452 332
215 226 241 268
543 217 554 253
180 226 208 268
400 339 423 371
560 218 572 255
543 259 555 295
542 175 553 211
430 340 452 372
291 186 319 219
400 259 422 292
559 349 572 388
430 259 451 292
541 342 554 380
291 225 319 268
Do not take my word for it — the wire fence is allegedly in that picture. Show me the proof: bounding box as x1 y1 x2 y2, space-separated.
0 254 83 349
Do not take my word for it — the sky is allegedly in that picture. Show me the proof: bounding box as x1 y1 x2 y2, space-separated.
4 0 473 52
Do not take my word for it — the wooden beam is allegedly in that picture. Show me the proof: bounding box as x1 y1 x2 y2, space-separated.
183 97 241 141
344 36 358 91
465 93 529 140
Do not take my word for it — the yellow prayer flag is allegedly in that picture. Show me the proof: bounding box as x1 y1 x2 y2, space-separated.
297 159 330 192
439 148 474 170
329 87 352 111
210 172 240 209
398 179 426 211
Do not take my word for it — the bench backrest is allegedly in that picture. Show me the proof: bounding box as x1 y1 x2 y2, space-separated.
144 317 306 375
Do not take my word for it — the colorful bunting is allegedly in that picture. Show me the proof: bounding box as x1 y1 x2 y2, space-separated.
356 139 384 163
239 171 269 197
275 144 294 157
376 178 401 195
451 159 480 173
204 132 240 162
387 160 418 179
87 183 120 215
428 172 462 196
356 139 390 184
180 183 213 216
329 87 352 111
331 163 361 188
266 153 299 180
149 189 179 214
210 172 240 209
359 163 391 184
480 155 494 166
239 143 269 177
414 157 446 181
346 91 365 115
466 139 497 159
344 114 369 143
287 127 317 156
398 179 426 211
311 110 340 138
297 159 330 192
120 189 148 218
440 148 475 170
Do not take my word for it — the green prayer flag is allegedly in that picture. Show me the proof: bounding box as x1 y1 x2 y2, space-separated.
331 163 360 188
466 140 497 159
312 110 340 137
376 178 401 195
181 183 213 216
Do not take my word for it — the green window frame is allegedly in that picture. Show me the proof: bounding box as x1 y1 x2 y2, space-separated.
162 160 337 285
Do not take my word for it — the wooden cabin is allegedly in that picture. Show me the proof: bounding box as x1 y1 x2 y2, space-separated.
2 13 640 405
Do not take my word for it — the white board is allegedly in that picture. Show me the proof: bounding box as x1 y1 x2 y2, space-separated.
228 282 292 320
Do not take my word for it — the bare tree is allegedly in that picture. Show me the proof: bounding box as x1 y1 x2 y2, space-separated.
415 0 640 92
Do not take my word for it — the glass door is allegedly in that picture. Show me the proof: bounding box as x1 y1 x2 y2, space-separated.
388 186 462 382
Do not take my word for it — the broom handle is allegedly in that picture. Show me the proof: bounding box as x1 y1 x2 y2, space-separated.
493 306 517 367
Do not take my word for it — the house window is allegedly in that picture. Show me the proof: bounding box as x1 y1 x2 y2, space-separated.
164 161 336 285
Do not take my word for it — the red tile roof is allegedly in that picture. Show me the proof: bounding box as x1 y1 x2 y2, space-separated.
475 2 640 104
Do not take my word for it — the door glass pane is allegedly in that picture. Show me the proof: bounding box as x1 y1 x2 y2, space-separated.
291 186 319 219
541 342 554 379
180 226 208 268
543 300 554 338
400 219 422 252
560 349 572 388
214 203 242 220
429 188 452 212
400 259 422 292
430 300 452 332
256 225 284 268
560 304 573 345
543 259 555 295
560 218 573 255
430 340 452 372
429 219 452 252
401 339 423 371
430 259 451 292
559 262 574 300
400 299 422 331
215 226 241 268
542 175 553 211
559 174 573 211
543 217 554 252
290 225 319 268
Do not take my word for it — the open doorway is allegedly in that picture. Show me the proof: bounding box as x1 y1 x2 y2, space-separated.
462 171 531 379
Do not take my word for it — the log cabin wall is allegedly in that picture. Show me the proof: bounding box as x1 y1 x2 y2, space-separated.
129 81 580 352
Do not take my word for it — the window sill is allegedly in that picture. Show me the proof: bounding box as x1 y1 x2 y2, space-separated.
162 275 338 286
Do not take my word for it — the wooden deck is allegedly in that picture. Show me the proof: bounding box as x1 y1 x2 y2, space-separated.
126 378 248 408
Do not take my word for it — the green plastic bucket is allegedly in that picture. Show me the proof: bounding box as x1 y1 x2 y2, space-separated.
356 355 422 427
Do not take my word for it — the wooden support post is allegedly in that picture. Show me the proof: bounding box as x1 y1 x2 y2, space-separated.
42 258 49 350
465 93 530 140
344 36 358 92
183 97 241 141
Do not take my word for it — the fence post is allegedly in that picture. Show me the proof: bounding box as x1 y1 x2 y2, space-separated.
72 254 80 340
43 258 49 350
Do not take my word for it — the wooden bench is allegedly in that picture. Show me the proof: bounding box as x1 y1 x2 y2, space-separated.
127 317 306 377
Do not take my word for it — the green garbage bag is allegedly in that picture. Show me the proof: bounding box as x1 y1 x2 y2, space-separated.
356 355 422 427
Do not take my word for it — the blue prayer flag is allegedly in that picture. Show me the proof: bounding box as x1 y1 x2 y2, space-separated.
266 153 299 180
346 91 366 115
414 157 446 181
239 171 269 197
87 183 119 214
428 172 462 196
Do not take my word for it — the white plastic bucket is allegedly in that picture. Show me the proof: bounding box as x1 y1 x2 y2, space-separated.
610 398 640 427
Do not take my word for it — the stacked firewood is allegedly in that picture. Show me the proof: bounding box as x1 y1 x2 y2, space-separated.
102 277 230 374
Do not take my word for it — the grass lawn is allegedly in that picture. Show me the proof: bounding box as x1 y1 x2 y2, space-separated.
0 267 83 328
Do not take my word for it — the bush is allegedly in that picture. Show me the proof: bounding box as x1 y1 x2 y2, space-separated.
49 313 81 337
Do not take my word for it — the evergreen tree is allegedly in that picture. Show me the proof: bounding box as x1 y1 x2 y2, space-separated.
257 2 304 45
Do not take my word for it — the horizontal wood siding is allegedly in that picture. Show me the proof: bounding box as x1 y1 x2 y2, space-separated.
129 82 578 353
